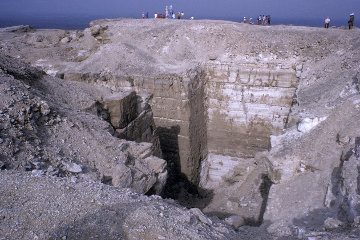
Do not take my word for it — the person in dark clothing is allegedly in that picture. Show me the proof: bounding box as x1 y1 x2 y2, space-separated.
348 13 355 29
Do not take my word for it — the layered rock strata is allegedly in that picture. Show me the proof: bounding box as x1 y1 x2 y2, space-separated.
2 19 360 236
0 53 167 194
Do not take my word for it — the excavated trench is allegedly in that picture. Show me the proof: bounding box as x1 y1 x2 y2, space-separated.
64 61 300 222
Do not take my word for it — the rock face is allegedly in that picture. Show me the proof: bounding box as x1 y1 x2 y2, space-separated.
0 53 166 194
2 19 360 239
102 91 138 129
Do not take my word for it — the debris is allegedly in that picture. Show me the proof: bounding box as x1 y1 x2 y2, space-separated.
190 208 212 225
324 218 343 231
225 215 245 229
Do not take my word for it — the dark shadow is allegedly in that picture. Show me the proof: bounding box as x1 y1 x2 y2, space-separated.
51 203 136 240
0 154 6 170
292 208 335 231
357 166 360 195
236 174 273 227
291 206 360 239
291 156 358 232
258 175 273 225
151 125 213 209
352 73 360 93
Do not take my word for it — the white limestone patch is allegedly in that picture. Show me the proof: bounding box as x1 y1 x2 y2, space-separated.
353 99 360 109
33 59 57 77
199 153 255 189
45 69 58 77
297 117 327 133
162 45 169 54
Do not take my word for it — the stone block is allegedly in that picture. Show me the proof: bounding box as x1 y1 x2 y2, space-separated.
103 91 138 129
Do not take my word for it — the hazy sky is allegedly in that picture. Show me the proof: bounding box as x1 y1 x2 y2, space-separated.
0 0 359 27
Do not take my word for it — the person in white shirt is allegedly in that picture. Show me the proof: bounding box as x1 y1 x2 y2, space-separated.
324 17 330 28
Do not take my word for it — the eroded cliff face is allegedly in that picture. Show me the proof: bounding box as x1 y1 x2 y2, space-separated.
2 19 360 237
201 61 298 183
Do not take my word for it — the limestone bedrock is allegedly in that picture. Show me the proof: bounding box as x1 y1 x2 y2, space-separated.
2 18 360 230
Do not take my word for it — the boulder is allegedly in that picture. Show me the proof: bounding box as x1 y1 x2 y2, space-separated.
225 215 245 230
190 208 213 225
63 162 83 173
102 91 138 129
324 218 343 231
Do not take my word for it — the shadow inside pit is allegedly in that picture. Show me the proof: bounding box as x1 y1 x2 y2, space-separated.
250 174 273 226
291 163 354 232
151 125 213 209
51 203 137 240
206 174 273 226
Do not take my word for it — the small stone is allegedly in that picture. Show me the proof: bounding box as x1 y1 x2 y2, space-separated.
40 102 50 116
35 35 44 42
70 176 77 183
33 161 41 170
215 226 229 234
47 165 54 172
24 162 33 171
225 215 245 230
157 235 166 240
90 25 101 36
60 37 70 44
353 216 360 227
119 143 129 152
324 217 343 231
65 162 82 173
190 208 212 225
32 169 45 176
209 55 217 61
338 135 350 145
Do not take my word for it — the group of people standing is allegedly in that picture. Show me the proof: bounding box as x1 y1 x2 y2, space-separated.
324 13 355 29
142 5 188 20
242 15 271 25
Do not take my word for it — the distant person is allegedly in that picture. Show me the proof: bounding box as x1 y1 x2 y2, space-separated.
190 16 194 20
324 17 330 28
165 5 169 18
178 12 181 19
249 18 253 24
142 12 145 19
243 17 247 23
268 15 271 25
265 15 271 25
169 5 173 15
181 11 184 19
155 13 158 19
348 13 355 29
262 15 266 25
172 13 176 19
